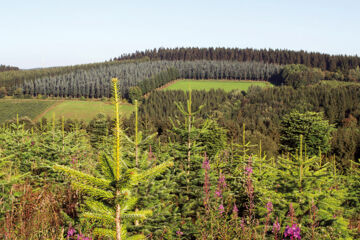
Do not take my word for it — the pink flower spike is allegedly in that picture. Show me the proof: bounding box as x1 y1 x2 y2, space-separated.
245 166 253 175
266 201 273 213
218 204 225 214
233 203 239 213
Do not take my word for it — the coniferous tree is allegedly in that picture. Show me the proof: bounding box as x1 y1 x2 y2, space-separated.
54 78 173 240
168 89 213 238
259 136 351 239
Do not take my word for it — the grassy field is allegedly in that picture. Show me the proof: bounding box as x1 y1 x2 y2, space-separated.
163 79 271 92
42 100 134 121
0 99 56 123
0 99 134 123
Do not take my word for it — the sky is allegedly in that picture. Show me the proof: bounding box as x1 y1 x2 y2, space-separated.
0 0 359 69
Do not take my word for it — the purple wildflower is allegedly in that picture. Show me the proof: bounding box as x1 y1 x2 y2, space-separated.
284 224 301 239
266 201 273 213
67 227 76 237
218 204 225 214
233 203 239 213
272 217 281 240
219 175 226 188
202 159 210 170
240 218 245 229
245 166 253 175
215 190 222 198
214 174 226 198
176 230 183 236
273 218 280 232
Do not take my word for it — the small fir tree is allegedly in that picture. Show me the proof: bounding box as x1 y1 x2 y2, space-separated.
54 78 173 240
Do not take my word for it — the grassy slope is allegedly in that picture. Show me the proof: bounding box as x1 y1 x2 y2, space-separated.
42 100 134 121
0 99 56 123
0 99 134 123
163 79 271 92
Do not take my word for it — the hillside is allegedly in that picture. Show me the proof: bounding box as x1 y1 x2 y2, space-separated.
115 47 360 71
0 48 359 239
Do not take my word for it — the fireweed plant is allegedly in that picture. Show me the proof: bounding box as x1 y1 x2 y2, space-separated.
54 78 173 240
193 127 357 239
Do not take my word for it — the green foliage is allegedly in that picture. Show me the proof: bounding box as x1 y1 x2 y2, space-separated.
54 78 173 240
128 86 142 104
0 59 146 93
0 87 7 98
167 89 216 238
198 119 227 159
258 136 352 239
348 66 360 82
13 87 24 98
0 154 28 221
0 99 55 123
117 47 360 72
89 113 111 150
280 111 334 156
331 126 360 167
281 64 323 88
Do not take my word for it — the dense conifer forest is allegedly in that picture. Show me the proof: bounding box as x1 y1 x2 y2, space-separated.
115 47 360 71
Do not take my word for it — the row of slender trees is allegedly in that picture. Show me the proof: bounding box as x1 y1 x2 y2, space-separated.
115 47 360 72
0 58 147 92
19 60 281 99
0 65 19 72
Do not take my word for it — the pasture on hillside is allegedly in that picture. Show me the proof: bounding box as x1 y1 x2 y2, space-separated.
162 79 271 92
0 99 56 123
42 100 134 121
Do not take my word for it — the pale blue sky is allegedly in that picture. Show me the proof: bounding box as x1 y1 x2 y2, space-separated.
1 0 359 69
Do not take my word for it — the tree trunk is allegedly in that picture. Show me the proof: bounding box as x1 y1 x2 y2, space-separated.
116 191 122 240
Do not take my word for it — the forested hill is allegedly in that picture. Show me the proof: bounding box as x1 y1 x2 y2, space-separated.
114 47 360 71
0 59 147 91
0 65 19 72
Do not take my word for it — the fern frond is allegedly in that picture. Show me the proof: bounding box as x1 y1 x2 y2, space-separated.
54 164 111 188
72 181 113 199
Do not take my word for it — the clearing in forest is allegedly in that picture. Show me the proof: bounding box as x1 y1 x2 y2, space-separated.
162 79 271 92
0 99 56 123
42 100 134 121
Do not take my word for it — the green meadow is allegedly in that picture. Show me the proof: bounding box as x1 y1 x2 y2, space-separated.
0 99 134 123
163 79 271 92
42 100 134 121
